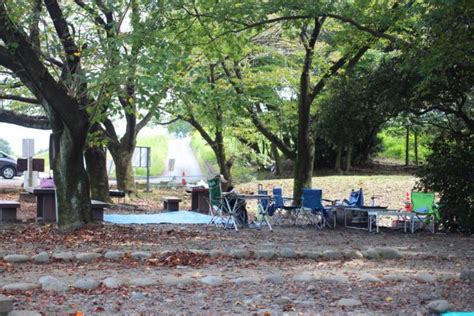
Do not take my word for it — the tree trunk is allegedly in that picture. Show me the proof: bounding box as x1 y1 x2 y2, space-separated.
109 146 136 195
51 126 91 229
405 126 410 166
345 144 352 172
335 144 342 174
214 143 232 191
271 143 282 176
414 130 419 165
293 133 315 202
85 146 111 202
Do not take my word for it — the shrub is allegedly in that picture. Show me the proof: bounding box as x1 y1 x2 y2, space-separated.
417 134 474 233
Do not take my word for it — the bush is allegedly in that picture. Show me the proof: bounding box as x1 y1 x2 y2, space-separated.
417 134 474 233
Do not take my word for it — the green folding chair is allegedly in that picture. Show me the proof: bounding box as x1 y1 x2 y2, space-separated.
410 192 440 233
207 177 224 226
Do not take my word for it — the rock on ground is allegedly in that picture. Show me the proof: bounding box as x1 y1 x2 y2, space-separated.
102 277 123 289
129 278 157 287
321 275 349 283
231 277 260 284
52 252 74 262
32 252 49 263
73 278 100 290
263 274 285 284
337 298 363 307
292 273 316 282
38 276 67 292
2 283 39 291
254 250 277 259
279 248 298 258
343 249 364 259
426 300 451 313
414 272 437 283
460 269 474 282
75 252 102 262
131 251 152 260
323 250 343 260
104 251 125 260
359 273 382 283
0 294 13 314
7 311 41 316
229 249 251 259
201 276 224 286
3 254 29 263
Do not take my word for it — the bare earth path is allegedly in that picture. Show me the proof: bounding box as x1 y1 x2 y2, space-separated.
1 222 473 315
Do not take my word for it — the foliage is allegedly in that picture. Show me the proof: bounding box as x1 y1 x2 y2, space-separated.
0 138 12 155
417 134 474 233
106 135 168 178
378 126 433 162
135 135 169 177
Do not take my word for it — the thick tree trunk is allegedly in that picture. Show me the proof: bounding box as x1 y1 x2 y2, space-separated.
293 131 315 201
214 144 232 191
345 144 352 172
85 146 111 202
51 126 91 229
335 144 342 174
109 146 136 195
405 126 410 166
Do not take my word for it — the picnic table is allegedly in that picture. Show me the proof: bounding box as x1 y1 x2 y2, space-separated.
25 187 108 222
221 192 272 232
25 187 56 222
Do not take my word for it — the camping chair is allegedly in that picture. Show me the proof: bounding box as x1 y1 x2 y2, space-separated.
343 188 364 207
207 177 224 226
295 188 331 228
272 187 300 225
410 192 440 233
254 184 273 230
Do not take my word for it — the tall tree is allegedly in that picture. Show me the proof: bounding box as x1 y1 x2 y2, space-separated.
0 0 92 228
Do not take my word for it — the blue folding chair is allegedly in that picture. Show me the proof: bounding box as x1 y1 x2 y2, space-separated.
297 188 334 228
344 188 364 207
272 187 300 225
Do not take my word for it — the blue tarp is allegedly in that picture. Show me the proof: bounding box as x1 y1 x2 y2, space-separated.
104 211 223 225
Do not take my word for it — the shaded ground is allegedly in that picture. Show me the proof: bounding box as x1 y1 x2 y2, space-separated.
1 175 472 315
0 223 473 315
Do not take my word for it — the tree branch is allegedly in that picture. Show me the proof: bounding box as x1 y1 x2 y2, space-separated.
325 13 401 44
0 94 39 104
0 109 50 129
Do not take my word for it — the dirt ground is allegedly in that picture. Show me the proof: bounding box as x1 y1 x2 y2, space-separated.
1 181 473 315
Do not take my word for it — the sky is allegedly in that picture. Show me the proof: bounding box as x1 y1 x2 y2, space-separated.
0 121 167 157
0 123 51 156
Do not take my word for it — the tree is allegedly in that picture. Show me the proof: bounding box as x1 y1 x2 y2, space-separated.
0 138 11 154
179 0 409 199
0 0 93 228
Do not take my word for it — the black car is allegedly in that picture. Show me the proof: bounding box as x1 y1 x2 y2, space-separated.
0 151 21 179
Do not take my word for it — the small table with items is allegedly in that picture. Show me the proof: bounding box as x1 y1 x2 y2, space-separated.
221 192 273 232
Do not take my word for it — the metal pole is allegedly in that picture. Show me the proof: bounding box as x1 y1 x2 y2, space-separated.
146 147 151 192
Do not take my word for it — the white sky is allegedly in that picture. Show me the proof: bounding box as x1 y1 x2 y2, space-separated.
0 121 167 157
0 123 50 156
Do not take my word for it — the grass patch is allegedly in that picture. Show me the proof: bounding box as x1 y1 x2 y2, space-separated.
378 128 431 162
135 135 168 176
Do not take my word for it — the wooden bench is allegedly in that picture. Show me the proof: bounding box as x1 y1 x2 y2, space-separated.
109 189 125 203
161 196 181 211
0 201 20 222
91 200 108 221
